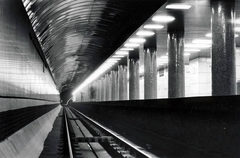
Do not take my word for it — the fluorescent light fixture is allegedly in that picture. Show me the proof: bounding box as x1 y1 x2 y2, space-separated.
144 24 164 29
206 33 239 37
97 64 113 72
72 56 118 95
136 30 155 36
129 38 146 43
120 48 134 51
185 49 201 52
152 15 175 22
112 55 124 58
166 3 191 10
96 69 109 74
108 58 121 61
185 44 211 48
106 60 118 63
124 43 140 47
115 51 129 55
98 67 112 71
100 65 112 69
184 53 190 56
98 67 107 72
72 70 102 95
99 65 111 68
192 39 212 44
102 62 115 66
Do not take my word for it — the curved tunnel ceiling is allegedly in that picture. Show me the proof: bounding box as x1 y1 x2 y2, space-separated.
22 0 167 93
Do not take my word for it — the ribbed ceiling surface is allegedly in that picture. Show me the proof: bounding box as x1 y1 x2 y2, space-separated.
22 0 166 93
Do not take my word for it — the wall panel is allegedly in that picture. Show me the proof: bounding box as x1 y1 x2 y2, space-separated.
0 0 59 112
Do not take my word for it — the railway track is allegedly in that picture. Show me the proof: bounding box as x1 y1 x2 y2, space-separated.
64 106 158 158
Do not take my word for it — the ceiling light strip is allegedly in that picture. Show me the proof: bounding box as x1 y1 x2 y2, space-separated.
166 3 191 10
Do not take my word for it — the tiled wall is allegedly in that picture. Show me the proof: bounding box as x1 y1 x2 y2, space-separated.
236 50 240 82
157 67 168 98
187 57 212 97
141 57 212 98
0 0 59 111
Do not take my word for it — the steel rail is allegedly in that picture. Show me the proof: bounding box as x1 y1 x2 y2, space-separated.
70 107 159 158
66 107 100 158
64 108 74 158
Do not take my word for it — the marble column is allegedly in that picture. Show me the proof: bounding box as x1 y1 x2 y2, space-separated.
105 74 109 101
100 76 105 101
211 0 236 96
96 79 100 101
99 77 102 101
90 82 96 102
103 76 107 101
144 34 157 99
129 48 140 100
105 73 111 101
118 57 128 100
167 11 185 98
111 66 118 100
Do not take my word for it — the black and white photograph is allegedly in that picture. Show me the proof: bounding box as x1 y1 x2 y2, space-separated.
0 0 240 157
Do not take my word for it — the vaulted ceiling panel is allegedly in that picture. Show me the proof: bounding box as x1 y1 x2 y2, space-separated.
22 0 167 93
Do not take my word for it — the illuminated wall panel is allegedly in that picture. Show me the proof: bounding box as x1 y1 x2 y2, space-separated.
236 50 240 81
157 67 168 98
139 76 144 99
188 58 211 97
185 65 191 97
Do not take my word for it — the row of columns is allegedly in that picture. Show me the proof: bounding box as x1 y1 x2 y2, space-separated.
90 0 236 101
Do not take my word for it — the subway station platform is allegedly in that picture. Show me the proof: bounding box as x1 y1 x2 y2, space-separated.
32 95 240 157
1 0 240 157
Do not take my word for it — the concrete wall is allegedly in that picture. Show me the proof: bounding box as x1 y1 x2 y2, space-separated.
0 0 59 112
0 1 60 157
0 105 61 158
